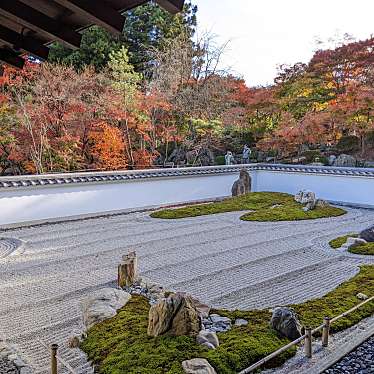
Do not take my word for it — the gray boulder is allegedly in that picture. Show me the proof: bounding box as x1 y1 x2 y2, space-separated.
232 169 251 197
182 358 217 374
294 190 316 211
360 225 374 242
82 288 131 330
270 307 302 340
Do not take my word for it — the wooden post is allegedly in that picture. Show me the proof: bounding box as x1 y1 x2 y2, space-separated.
51 343 58 374
305 328 312 358
322 317 330 347
118 251 138 288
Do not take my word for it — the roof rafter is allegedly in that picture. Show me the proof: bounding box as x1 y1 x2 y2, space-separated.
155 0 184 14
0 0 82 49
53 0 126 35
0 24 50 60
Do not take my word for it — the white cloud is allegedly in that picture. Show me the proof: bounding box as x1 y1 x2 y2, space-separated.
195 0 374 86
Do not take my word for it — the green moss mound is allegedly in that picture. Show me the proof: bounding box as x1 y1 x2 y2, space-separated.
329 234 374 255
150 192 346 222
349 242 374 255
81 266 374 374
329 234 358 249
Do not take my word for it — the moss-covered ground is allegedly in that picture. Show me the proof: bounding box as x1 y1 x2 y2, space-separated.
150 192 346 221
329 234 374 255
81 266 374 374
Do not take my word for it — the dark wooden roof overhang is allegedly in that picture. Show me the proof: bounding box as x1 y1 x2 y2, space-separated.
0 0 185 68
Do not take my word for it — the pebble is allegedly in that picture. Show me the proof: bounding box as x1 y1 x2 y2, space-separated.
202 314 232 333
324 335 374 374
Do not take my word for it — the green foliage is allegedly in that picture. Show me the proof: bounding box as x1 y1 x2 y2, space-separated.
215 155 225 165
329 234 374 255
150 192 346 221
349 243 374 255
329 234 358 249
336 135 360 154
48 26 123 72
48 3 197 74
81 267 373 373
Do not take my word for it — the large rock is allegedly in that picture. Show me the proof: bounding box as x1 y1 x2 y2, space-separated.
360 225 374 242
147 293 200 337
118 251 138 287
82 288 131 330
182 358 217 374
333 154 356 167
232 169 251 197
270 307 302 340
294 190 316 211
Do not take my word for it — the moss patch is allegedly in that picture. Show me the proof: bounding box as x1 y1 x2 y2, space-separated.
329 234 374 255
349 242 374 255
329 234 358 249
150 192 346 222
81 266 373 374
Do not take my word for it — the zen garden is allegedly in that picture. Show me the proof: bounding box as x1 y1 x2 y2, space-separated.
0 1 373 374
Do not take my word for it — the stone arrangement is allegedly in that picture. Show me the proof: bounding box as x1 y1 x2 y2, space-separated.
270 307 302 340
2 205 374 373
294 190 329 211
232 169 251 197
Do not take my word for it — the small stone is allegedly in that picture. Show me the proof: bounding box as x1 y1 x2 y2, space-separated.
68 335 81 348
356 293 368 300
197 331 219 349
234 318 248 326
182 358 217 374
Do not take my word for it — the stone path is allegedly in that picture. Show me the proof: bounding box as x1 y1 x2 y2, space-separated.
0 207 374 373
324 335 374 374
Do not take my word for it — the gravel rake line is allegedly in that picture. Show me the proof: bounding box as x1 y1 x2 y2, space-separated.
166 249 342 301
209 258 356 309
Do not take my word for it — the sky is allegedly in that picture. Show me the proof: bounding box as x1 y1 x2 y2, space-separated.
195 0 374 87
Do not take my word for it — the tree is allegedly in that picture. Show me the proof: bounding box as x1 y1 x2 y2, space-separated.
88 122 126 170
48 2 197 75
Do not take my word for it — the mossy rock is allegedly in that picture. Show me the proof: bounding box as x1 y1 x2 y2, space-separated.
329 234 374 255
151 192 346 222
81 266 374 373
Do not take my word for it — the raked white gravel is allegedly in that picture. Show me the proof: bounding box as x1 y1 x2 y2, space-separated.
0 207 374 373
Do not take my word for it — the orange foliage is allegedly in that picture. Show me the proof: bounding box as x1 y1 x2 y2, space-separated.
88 122 127 170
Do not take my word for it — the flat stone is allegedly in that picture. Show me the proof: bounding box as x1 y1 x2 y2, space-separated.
234 318 248 326
182 358 217 374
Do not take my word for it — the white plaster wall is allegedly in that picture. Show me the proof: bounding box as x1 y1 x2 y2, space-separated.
0 173 238 226
255 170 374 207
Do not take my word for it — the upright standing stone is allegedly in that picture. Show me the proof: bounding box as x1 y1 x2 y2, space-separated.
118 251 138 287
232 169 251 197
147 293 200 337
